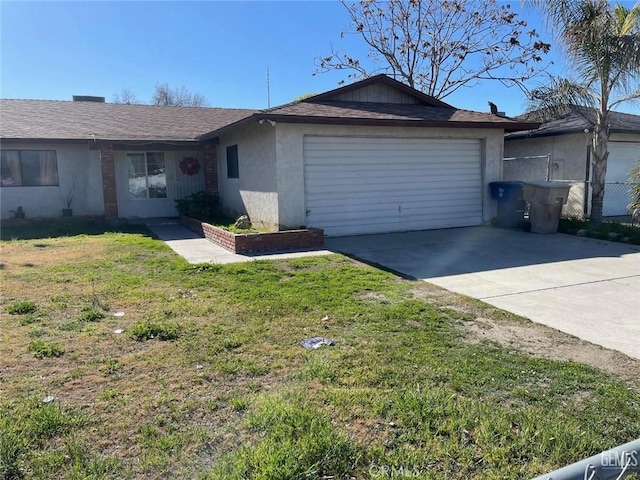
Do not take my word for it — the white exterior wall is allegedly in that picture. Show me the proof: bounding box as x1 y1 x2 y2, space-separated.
504 134 590 181
275 123 504 228
1 142 104 219
504 132 640 182
217 122 278 228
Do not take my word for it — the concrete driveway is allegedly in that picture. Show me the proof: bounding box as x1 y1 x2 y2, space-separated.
326 227 640 360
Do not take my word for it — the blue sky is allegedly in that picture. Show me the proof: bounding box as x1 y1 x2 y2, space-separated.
1 1 638 117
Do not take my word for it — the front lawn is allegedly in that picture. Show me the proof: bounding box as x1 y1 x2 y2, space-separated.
1 221 639 479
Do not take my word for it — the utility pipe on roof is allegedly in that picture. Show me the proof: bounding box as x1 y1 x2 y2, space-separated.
530 438 640 480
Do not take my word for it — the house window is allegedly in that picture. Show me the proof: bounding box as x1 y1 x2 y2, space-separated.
127 152 167 199
227 145 239 179
0 150 59 186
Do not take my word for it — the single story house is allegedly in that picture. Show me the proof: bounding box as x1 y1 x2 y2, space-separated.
1 75 538 236
504 107 640 217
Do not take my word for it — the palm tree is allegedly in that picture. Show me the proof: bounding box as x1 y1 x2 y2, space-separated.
528 0 640 224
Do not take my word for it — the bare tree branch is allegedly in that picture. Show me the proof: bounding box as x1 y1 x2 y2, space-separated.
316 0 551 99
112 88 140 105
112 84 208 107
152 83 207 107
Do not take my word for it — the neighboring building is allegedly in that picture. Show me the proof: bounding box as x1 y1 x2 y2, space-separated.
504 107 640 217
1 75 537 236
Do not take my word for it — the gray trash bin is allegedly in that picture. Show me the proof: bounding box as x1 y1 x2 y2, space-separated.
523 181 571 234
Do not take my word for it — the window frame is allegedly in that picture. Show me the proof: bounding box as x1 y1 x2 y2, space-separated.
0 149 59 187
126 151 168 200
226 145 239 179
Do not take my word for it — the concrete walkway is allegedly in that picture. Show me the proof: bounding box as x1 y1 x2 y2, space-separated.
147 223 333 264
326 227 640 360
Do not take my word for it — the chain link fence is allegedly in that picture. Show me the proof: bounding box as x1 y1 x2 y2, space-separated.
502 156 638 221
560 181 638 220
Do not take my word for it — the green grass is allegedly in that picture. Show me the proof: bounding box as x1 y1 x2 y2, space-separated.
78 306 106 322
28 340 65 359
7 300 37 315
130 320 182 341
559 217 640 244
1 219 639 479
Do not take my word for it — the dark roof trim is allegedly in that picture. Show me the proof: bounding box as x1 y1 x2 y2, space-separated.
0 138 212 151
304 75 454 109
200 113 539 140
91 140 209 151
0 138 92 144
506 126 639 140
261 114 539 132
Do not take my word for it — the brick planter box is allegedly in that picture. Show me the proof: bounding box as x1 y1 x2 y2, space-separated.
180 216 324 255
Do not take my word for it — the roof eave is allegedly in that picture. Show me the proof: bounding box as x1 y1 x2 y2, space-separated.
198 114 259 141
506 126 640 140
203 113 540 135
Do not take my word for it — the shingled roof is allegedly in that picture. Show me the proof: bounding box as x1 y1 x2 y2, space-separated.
0 99 256 142
506 106 640 139
1 75 540 142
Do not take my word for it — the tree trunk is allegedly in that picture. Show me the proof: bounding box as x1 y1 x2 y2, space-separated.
589 118 609 225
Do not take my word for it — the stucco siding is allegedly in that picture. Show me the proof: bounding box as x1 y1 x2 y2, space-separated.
275 124 503 228
505 132 640 182
504 134 589 181
217 122 278 228
611 133 640 143
1 142 104 219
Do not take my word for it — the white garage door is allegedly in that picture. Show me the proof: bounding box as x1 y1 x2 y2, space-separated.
304 136 483 236
604 141 640 216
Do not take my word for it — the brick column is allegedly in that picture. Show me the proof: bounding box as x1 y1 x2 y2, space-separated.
99 143 118 219
203 143 218 194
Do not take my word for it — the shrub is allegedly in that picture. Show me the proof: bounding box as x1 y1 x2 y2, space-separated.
28 340 64 359
7 300 37 315
175 191 219 219
130 321 181 341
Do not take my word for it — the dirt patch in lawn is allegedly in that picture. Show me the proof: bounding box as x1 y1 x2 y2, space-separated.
464 317 640 389
0 240 109 270
410 282 640 391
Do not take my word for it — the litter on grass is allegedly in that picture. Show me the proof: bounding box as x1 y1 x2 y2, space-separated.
42 396 54 404
112 312 125 317
300 337 334 350
113 329 124 334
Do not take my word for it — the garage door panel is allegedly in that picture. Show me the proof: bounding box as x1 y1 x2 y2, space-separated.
305 164 480 179
306 169 481 187
306 191 482 209
307 188 481 206
603 142 640 216
308 181 482 197
607 142 640 182
310 208 483 227
305 152 480 164
306 178 481 193
304 136 483 236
